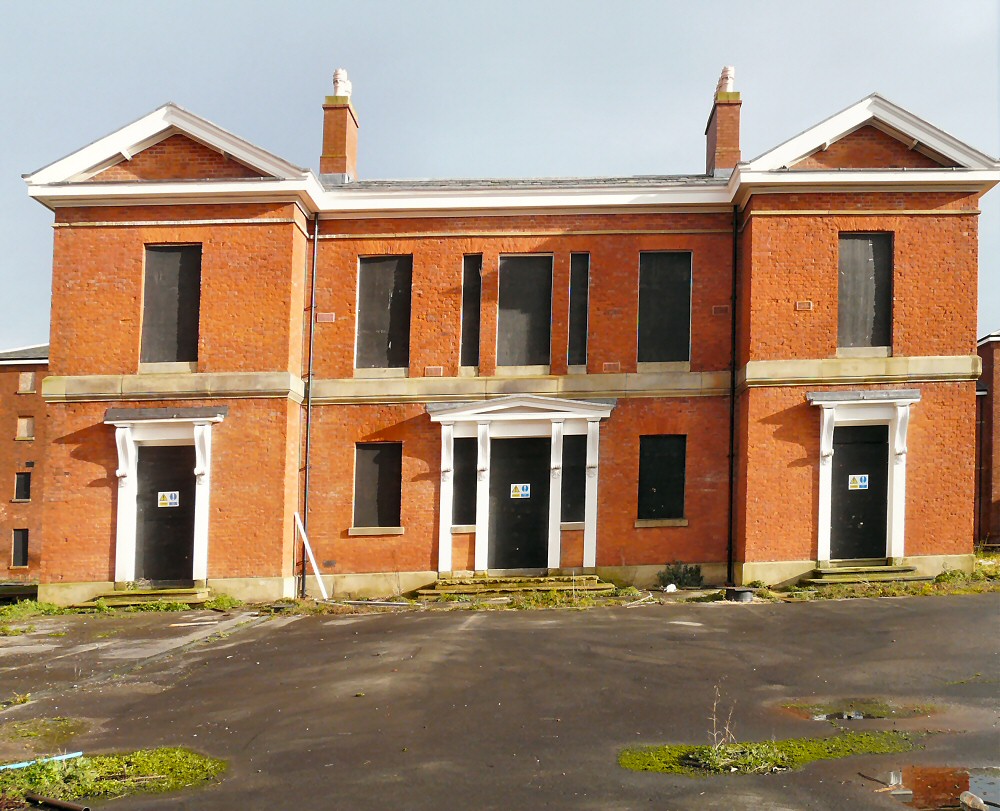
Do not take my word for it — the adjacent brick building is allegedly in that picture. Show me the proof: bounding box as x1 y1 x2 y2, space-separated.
22 69 1000 604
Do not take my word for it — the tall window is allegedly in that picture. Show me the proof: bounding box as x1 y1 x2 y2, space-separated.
12 529 28 567
353 443 403 528
356 256 412 369
638 252 691 363
497 255 553 366
567 254 590 367
15 417 34 440
838 233 892 349
14 472 30 501
560 434 587 522
17 372 35 393
460 255 482 368
637 435 686 520
452 437 478 525
141 245 202 363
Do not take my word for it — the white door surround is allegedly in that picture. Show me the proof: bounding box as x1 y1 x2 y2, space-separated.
428 395 614 573
807 390 920 563
104 406 227 583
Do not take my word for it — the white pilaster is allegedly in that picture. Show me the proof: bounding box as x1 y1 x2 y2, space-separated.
113 426 138 582
888 404 910 560
437 423 455 573
547 420 564 569
583 418 600 569
191 423 213 581
474 421 490 571
816 405 835 563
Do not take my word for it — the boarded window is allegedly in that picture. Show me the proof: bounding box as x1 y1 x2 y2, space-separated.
12 529 28 567
568 254 590 366
497 255 552 366
354 443 403 527
452 437 478 525
638 435 686 519
356 256 412 368
14 472 30 501
17 372 35 393
141 245 202 363
637 252 691 363
460 255 482 367
838 234 892 348
560 434 587 523
15 417 34 440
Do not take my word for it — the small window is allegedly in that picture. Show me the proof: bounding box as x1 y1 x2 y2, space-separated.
560 434 587 522
353 442 403 527
452 437 478 525
14 472 30 501
356 256 413 369
568 254 590 367
17 372 35 393
497 255 553 366
15 417 34 440
838 233 892 348
638 435 686 520
460 255 482 368
141 245 202 363
12 529 28 567
638 252 691 363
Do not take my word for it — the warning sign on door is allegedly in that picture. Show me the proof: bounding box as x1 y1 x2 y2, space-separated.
848 474 869 491
510 483 530 499
158 491 180 507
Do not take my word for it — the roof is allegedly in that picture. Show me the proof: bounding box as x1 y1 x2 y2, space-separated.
979 331 1000 346
0 344 48 364
329 174 727 192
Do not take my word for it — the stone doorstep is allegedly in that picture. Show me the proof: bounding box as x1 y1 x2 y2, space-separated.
435 575 603 587
799 574 934 587
813 565 917 576
417 584 616 598
73 587 210 608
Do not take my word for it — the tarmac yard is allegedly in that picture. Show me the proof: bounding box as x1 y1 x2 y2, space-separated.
1 594 998 810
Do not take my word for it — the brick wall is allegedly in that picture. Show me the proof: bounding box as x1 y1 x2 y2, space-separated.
792 125 954 170
94 135 263 181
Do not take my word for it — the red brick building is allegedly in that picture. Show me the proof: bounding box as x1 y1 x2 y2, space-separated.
22 69 1000 604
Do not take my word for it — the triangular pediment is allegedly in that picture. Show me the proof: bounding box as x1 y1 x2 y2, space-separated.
428 395 614 423
746 94 1000 172
24 103 307 186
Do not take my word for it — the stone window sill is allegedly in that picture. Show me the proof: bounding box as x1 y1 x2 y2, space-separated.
139 361 198 374
495 365 551 376
634 518 689 528
451 525 476 534
836 347 892 359
15 391 36 395
14 437 34 442
354 368 409 379
636 361 691 373
10 499 30 504
8 566 28 571
560 521 585 531
348 526 404 536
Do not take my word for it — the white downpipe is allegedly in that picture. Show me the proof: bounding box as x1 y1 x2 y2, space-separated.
294 511 329 600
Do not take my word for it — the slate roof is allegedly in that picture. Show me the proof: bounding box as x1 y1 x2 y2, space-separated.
323 174 726 191
0 344 48 363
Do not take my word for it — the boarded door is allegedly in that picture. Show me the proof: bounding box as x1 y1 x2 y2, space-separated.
135 445 196 582
830 425 889 560
488 438 550 569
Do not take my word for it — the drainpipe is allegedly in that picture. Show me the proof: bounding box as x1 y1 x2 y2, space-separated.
301 213 320 598
726 204 739 586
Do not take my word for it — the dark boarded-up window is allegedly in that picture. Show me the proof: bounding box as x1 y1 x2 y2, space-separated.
460 255 482 367
452 437 477 525
560 434 587 522
14 472 30 501
568 254 590 366
356 256 413 368
354 443 403 527
141 245 201 363
638 435 686 519
637 252 691 363
838 234 892 348
12 529 28 567
497 255 553 366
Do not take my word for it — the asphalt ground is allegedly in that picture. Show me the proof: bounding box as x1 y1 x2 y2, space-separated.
1 594 998 810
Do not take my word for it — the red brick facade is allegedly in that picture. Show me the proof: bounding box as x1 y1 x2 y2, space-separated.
19 72 998 602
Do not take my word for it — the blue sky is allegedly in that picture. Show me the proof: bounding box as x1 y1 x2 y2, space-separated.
1 0 997 349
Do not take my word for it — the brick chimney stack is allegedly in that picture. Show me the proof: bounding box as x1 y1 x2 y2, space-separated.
321 68 359 180
705 66 741 176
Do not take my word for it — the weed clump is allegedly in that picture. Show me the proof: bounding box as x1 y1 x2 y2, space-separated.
656 562 703 589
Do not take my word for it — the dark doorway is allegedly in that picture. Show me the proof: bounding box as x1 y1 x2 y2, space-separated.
831 425 888 560
488 438 550 569
135 445 196 583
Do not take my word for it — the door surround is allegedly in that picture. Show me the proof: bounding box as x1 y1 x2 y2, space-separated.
428 395 614 573
105 406 227 584
807 390 920 564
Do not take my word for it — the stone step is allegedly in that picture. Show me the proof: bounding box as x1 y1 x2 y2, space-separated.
799 574 933 586
76 588 210 608
812 565 917 577
418 581 615 597
435 575 603 588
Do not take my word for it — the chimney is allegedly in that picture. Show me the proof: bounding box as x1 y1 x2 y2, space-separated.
705 66 741 176
320 68 359 180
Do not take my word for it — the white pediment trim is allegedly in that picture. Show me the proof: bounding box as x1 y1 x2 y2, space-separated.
744 94 1000 173
24 103 309 186
428 394 614 424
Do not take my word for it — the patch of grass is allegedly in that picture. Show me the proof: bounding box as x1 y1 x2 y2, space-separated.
684 590 726 603
1 717 87 750
612 585 643 598
508 590 596 610
619 730 915 775
122 601 192 612
0 624 34 637
203 593 242 612
0 693 31 709
0 747 226 802
48 632 66 638
0 601 64 624
656 561 704 589
784 698 935 720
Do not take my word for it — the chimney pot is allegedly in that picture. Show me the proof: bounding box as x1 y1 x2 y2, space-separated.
705 66 742 177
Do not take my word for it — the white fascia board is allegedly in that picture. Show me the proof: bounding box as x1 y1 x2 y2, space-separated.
0 359 47 366
25 104 308 186
746 95 1000 172
429 394 614 422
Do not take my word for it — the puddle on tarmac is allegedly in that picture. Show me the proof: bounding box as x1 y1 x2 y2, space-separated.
882 765 1000 810
785 698 936 722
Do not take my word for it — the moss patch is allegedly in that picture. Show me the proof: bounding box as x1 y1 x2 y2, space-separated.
0 747 226 802
0 718 87 751
619 730 915 775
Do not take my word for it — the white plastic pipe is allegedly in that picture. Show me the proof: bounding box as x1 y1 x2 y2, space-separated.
294 512 329 601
